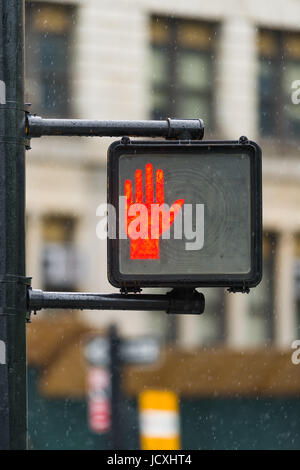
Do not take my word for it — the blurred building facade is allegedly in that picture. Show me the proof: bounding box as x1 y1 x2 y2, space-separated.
24 0 300 450
25 0 300 349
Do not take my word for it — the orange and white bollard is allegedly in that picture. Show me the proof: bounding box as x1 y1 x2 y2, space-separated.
139 390 181 450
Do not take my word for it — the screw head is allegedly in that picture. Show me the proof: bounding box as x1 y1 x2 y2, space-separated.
121 136 131 145
239 135 249 144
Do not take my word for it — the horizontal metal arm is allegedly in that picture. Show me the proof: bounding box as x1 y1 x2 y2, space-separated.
29 289 169 311
28 288 205 315
26 115 204 140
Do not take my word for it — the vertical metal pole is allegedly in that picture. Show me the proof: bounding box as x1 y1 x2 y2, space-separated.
0 0 27 450
108 325 123 450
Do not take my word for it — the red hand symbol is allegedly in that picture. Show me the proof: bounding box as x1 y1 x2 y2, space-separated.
124 163 184 259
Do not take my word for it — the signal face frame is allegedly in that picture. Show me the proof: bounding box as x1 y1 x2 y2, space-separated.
107 139 262 291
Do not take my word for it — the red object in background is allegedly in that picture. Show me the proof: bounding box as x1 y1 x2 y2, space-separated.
87 367 111 434
125 163 184 260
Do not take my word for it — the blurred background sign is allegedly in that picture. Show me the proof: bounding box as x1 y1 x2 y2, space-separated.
84 335 160 366
120 337 160 365
87 367 111 434
84 328 161 447
84 337 109 367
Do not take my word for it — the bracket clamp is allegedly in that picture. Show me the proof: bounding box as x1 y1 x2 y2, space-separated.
167 288 205 315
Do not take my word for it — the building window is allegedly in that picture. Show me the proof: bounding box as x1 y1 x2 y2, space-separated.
41 215 79 291
258 30 300 139
25 2 75 117
150 17 216 130
247 233 276 346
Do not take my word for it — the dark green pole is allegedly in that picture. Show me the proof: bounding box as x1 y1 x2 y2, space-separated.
108 325 123 450
0 0 28 450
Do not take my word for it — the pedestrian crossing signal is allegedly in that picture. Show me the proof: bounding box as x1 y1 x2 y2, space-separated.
107 138 262 291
